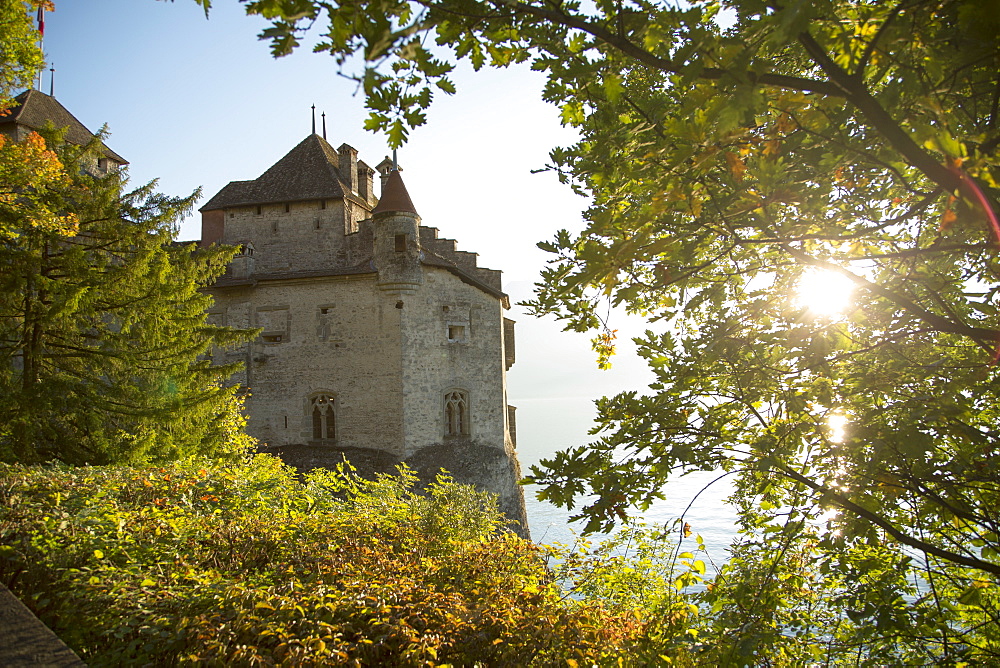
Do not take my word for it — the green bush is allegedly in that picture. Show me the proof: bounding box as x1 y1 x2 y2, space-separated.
0 455 639 666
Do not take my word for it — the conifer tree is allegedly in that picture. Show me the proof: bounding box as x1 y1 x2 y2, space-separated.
0 128 255 465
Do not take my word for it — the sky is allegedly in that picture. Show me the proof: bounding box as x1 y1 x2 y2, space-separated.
36 1 735 544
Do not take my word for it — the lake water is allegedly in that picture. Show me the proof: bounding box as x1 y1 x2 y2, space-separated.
503 285 740 568
513 396 739 570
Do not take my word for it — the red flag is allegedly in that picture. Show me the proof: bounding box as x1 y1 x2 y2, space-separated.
37 7 44 38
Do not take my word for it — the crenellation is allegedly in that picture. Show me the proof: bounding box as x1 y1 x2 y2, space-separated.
449 250 479 269
472 268 503 292
429 238 457 254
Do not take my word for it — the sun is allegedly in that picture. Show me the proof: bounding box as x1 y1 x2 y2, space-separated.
827 413 849 443
795 268 855 317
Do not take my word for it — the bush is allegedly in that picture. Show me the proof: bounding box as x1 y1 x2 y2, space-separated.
0 456 638 666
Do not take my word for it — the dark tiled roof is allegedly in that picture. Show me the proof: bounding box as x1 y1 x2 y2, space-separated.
208 262 375 288
0 89 127 164
208 250 508 306
201 134 361 211
372 170 418 216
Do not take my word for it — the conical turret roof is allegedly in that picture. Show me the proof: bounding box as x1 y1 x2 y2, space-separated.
372 170 418 217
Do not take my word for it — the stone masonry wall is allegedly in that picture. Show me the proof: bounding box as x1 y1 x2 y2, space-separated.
208 275 407 457
219 199 369 274
398 268 512 457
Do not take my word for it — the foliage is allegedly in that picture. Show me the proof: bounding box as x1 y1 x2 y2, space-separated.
0 456 640 666
0 1 46 113
190 0 1000 660
0 130 78 237
0 127 256 465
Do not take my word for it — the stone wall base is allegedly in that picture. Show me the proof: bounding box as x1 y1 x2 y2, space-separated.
0 583 85 667
264 443 530 539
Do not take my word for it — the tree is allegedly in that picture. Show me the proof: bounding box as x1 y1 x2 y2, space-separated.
0 3 254 465
0 2 76 240
0 128 255 465
0 2 46 114
201 0 1000 660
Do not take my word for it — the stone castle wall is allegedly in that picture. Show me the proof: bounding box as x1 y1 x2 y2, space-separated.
218 200 371 274
209 275 407 457
398 269 513 457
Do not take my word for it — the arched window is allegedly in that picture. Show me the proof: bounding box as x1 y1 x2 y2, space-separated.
311 394 336 440
445 390 469 437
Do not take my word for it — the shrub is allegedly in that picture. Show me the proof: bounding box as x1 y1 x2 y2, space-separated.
0 456 638 665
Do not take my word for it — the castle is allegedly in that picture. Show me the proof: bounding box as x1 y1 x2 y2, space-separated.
3 91 529 533
198 134 529 532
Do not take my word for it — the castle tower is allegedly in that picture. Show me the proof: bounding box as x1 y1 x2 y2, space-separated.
371 170 423 294
199 136 528 534
0 89 127 173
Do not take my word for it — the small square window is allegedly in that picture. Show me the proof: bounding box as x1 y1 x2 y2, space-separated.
320 307 331 315
262 334 282 344
255 205 262 216
394 234 407 252
447 325 466 342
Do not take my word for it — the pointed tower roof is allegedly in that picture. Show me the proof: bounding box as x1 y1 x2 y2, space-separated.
372 170 418 217
0 89 127 164
201 134 361 211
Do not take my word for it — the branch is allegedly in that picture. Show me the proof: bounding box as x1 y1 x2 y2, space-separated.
796 30 963 193
775 463 1000 577
781 245 1000 348
493 0 847 97
852 0 908 80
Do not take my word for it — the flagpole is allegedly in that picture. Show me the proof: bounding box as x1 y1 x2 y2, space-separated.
36 7 45 91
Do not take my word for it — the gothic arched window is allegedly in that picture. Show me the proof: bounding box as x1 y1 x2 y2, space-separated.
445 390 469 437
311 394 336 440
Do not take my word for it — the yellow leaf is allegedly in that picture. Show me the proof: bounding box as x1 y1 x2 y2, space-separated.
725 152 747 181
940 208 957 231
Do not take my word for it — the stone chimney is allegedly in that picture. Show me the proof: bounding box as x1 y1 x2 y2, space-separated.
357 162 376 206
376 156 395 194
338 143 358 194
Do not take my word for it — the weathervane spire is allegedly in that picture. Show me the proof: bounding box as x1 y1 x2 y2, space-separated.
392 148 398 171
49 66 54 97
311 104 316 134
321 111 327 139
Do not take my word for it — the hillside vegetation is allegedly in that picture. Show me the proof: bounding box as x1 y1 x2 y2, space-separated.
4 452 1000 665
0 456 645 666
